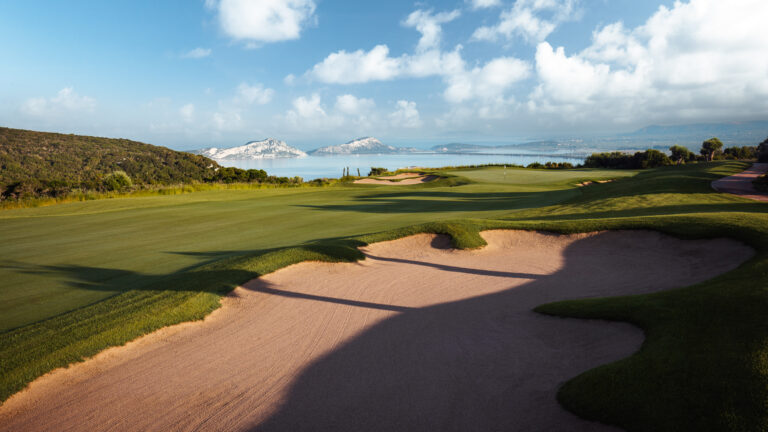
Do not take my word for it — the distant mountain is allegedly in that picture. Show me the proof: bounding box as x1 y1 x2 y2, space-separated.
310 137 419 155
198 138 307 160
431 143 492 152
629 121 768 142
494 140 560 150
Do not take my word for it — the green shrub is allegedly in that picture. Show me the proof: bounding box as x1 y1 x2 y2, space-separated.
723 146 757 160
368 167 388 176
584 149 671 169
102 171 133 191
758 137 768 162
754 174 768 192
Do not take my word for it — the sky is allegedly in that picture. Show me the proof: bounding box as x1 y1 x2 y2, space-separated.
1 0 767 150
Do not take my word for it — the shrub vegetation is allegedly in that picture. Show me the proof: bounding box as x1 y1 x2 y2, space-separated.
583 149 672 169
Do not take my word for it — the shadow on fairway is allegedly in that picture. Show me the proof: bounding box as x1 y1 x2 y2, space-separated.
507 202 768 222
297 189 577 214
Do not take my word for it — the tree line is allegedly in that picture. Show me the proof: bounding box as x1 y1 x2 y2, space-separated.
584 137 768 169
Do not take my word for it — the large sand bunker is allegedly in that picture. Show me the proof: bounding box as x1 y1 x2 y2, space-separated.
0 231 753 431
354 173 437 185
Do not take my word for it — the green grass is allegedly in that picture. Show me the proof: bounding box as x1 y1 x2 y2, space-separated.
2 160 768 431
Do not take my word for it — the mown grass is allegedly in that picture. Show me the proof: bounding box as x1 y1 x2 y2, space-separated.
0 169 577 331
2 160 768 431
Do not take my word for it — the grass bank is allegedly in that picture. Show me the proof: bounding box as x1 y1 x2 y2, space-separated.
2 161 767 431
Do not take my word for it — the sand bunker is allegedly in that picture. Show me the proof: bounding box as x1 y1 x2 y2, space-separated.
354 173 437 185
711 162 768 202
0 231 752 431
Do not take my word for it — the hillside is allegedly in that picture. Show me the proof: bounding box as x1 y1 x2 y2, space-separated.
0 127 219 199
310 137 418 155
198 138 307 160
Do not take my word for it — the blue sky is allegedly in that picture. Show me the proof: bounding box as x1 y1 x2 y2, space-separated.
1 0 766 150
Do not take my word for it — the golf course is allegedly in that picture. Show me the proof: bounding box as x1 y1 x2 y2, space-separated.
1 160 768 430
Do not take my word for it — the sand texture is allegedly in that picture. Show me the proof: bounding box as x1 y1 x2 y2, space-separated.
711 162 768 202
0 230 753 432
354 173 437 185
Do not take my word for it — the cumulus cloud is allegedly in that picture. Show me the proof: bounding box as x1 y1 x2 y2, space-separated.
235 83 274 105
389 100 422 128
403 9 460 52
445 57 531 104
21 87 96 116
212 111 242 131
472 0 578 43
209 83 273 131
335 94 375 115
309 44 466 84
309 45 403 84
180 104 195 123
209 0 316 43
468 0 501 10
181 47 212 59
528 0 768 124
287 93 327 120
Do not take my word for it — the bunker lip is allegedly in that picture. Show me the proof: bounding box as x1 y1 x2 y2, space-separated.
354 174 438 185
0 230 753 432
711 162 768 202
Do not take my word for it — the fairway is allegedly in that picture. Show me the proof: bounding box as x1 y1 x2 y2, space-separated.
0 168 622 331
2 161 768 431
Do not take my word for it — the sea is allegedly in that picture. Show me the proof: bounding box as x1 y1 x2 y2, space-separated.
218 151 587 180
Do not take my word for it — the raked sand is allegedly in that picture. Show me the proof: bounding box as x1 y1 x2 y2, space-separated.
354 173 437 185
0 230 753 431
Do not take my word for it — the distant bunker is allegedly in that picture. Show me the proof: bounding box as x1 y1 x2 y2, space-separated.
354 172 438 185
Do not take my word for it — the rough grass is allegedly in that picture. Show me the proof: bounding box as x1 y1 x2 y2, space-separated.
2 160 768 431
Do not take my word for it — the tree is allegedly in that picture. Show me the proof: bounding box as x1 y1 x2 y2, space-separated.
758 137 768 163
700 137 723 162
634 149 672 168
669 145 694 165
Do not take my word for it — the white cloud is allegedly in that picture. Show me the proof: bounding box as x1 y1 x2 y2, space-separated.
212 111 242 131
235 83 274 105
472 0 578 43
283 73 296 86
310 45 403 84
403 9 460 52
468 0 501 10
309 7 467 85
335 94 375 115
309 45 467 84
389 100 422 128
181 47 212 59
21 87 96 116
405 47 466 78
180 104 195 123
445 57 531 103
288 93 326 119
528 0 768 124
211 0 316 43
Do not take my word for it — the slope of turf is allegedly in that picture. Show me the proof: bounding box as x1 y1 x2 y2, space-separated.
0 167 615 331
2 160 768 432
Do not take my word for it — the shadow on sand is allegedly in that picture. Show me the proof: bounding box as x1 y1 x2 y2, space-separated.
246 232 749 432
